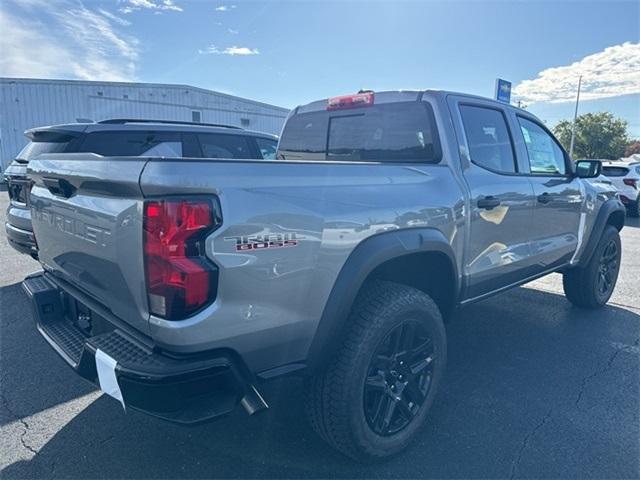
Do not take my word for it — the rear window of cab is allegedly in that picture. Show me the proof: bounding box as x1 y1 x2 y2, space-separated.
277 102 441 163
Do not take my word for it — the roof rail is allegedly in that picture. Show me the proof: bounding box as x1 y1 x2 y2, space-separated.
97 118 243 129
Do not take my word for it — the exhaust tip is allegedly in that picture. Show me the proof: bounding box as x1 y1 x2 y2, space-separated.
240 384 269 415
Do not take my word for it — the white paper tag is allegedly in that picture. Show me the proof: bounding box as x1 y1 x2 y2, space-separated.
95 349 125 410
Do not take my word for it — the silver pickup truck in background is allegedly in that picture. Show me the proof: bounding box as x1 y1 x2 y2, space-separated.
23 90 625 460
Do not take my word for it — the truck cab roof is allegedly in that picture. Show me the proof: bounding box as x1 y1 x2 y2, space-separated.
294 89 528 115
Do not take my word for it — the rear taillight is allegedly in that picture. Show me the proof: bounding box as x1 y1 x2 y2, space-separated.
327 92 374 110
623 178 638 188
143 199 220 320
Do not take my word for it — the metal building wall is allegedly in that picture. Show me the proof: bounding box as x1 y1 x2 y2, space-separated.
0 78 290 172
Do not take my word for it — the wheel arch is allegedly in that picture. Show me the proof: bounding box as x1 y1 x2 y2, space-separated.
305 228 459 372
579 198 626 266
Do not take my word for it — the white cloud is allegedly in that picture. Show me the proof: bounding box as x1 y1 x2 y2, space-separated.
227 28 239 34
0 2 139 81
514 42 640 104
215 5 236 11
198 45 259 56
119 0 183 14
98 8 131 26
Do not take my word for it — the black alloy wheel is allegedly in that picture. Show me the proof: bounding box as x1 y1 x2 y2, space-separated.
363 320 436 436
597 239 619 296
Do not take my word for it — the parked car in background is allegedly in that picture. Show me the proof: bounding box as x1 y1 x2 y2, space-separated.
599 159 640 217
3 119 278 257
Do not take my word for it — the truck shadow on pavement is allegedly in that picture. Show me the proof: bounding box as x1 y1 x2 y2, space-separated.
2 282 639 479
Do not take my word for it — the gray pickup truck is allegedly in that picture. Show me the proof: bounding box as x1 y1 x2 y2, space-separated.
23 90 624 460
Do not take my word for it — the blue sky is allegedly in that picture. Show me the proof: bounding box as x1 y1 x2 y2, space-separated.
1 0 639 136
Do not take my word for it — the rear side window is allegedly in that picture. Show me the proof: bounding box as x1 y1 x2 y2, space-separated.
197 133 252 159
16 131 76 162
518 117 567 175
278 102 440 163
255 137 278 160
602 166 630 177
459 105 516 173
79 131 182 156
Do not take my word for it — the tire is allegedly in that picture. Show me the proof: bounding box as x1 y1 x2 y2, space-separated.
628 196 640 218
304 280 447 461
563 225 622 308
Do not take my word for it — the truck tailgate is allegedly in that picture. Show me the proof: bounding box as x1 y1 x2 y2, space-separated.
28 155 151 335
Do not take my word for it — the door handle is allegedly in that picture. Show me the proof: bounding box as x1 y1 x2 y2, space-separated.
477 196 501 210
537 192 552 204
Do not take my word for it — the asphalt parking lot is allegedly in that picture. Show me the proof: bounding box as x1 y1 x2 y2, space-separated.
0 192 638 479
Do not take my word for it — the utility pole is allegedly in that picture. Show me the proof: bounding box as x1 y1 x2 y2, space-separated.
569 75 582 160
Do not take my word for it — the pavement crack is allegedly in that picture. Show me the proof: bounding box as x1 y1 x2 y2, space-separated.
575 337 640 410
509 408 553 480
0 390 38 456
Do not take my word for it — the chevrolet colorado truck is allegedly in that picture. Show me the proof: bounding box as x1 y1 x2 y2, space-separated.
23 90 624 460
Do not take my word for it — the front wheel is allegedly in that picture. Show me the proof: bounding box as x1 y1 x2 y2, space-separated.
563 225 622 308
304 280 446 461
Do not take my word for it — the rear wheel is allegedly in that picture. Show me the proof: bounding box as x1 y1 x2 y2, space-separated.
563 225 621 308
304 280 446 460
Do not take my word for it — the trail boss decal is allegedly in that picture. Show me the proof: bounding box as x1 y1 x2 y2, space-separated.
224 233 301 251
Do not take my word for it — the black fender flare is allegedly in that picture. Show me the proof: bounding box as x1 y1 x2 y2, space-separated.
305 228 459 372
578 198 626 266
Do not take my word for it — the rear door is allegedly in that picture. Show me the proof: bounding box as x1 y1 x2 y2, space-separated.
513 115 583 269
448 96 536 299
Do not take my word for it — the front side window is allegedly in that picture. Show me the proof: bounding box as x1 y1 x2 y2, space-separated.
255 137 278 160
459 105 516 173
518 117 567 175
198 133 251 159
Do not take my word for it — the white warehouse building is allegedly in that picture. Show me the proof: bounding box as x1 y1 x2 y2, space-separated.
0 77 290 172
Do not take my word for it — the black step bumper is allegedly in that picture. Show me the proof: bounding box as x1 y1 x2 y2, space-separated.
23 272 263 424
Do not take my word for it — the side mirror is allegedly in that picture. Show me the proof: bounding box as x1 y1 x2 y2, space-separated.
575 160 602 179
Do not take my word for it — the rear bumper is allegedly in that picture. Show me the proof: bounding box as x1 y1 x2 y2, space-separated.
5 222 37 257
23 272 265 423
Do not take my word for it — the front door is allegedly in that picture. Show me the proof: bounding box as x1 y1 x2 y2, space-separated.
448 97 536 300
514 115 583 270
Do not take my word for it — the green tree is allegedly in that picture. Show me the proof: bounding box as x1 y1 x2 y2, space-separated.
553 112 629 160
